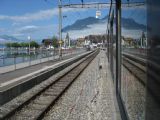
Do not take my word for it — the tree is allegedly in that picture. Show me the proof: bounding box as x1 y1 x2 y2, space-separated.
12 42 20 48
20 42 29 48
5 43 12 48
52 36 58 48
30 41 39 48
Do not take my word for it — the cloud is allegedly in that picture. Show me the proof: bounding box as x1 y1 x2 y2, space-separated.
11 24 58 40
64 22 107 39
122 3 146 10
64 21 144 39
17 25 39 34
12 22 21 26
122 28 143 39
0 9 57 22
0 8 86 23
12 33 25 37
0 28 5 32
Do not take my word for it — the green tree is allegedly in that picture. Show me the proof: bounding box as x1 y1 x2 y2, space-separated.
52 36 58 48
20 42 28 48
5 43 12 48
12 42 20 48
30 41 39 48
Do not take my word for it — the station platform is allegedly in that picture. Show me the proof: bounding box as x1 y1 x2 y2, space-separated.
44 50 121 120
0 51 91 105
0 51 85 85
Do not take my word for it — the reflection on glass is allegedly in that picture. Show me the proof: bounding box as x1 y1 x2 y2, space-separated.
121 0 146 119
146 0 160 119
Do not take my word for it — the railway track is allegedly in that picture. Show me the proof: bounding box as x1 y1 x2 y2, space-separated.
122 53 160 105
122 54 147 86
0 50 99 120
122 53 160 85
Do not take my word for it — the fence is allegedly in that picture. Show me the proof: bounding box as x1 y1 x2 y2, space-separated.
0 48 86 74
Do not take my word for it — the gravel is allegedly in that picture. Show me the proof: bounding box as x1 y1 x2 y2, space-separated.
44 50 120 120
0 56 85 118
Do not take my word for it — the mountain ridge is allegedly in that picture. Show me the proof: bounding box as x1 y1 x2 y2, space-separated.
62 16 146 32
0 35 23 44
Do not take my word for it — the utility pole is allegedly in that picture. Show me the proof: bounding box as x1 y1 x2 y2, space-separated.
58 0 62 59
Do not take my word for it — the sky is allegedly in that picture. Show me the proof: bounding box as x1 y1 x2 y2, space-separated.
0 0 110 41
0 0 146 42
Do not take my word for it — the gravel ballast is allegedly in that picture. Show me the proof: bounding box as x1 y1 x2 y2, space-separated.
44 50 121 120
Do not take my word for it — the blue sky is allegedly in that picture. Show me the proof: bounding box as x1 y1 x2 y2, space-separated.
0 0 110 41
0 0 146 41
0 0 61 40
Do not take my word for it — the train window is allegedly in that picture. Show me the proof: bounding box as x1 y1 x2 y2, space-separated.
121 0 147 119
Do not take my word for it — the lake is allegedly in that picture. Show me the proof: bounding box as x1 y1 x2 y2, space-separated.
0 49 56 67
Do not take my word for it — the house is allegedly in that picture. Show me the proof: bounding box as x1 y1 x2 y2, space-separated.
84 34 106 44
122 37 135 47
42 39 54 49
76 38 85 47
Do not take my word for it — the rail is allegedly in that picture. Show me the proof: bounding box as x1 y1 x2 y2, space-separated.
122 53 160 106
0 50 99 120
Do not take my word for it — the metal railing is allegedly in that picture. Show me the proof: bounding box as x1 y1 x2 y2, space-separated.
0 48 86 73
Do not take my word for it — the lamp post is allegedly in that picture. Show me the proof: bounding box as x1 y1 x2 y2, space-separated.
28 36 31 65
28 36 31 55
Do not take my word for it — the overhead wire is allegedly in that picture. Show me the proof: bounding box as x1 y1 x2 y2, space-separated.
44 0 112 37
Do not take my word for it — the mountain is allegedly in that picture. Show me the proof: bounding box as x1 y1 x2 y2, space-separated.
121 18 146 30
62 16 146 32
0 35 22 44
0 38 13 44
62 17 101 32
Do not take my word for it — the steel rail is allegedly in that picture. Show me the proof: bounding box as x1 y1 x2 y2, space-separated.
0 50 99 120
